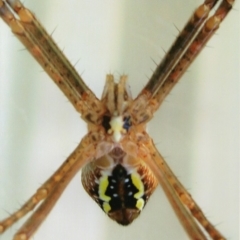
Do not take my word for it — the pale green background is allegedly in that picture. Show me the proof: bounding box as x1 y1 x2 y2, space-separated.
0 0 239 239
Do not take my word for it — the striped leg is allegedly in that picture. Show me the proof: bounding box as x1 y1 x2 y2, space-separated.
0 0 105 123
129 0 234 124
141 134 225 240
0 134 96 237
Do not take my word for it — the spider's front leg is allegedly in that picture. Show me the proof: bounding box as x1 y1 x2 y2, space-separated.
0 0 105 123
128 0 234 124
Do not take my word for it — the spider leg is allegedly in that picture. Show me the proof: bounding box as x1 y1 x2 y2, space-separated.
0 0 104 123
143 0 220 95
129 0 234 124
122 129 206 238
0 134 96 237
12 147 90 240
141 135 225 240
152 0 234 109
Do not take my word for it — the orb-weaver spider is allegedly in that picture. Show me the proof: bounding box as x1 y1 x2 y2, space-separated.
0 0 237 239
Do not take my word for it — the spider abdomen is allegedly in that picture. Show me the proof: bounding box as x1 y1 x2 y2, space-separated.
81 147 158 225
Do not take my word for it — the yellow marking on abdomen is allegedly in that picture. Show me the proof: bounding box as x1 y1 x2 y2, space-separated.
136 199 144 210
98 175 111 202
131 172 144 199
103 202 111 213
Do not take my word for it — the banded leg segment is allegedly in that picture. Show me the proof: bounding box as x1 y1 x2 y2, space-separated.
143 136 226 240
152 0 234 109
0 0 104 122
130 0 234 123
142 0 219 95
138 143 207 239
6 0 90 97
12 147 93 240
0 134 96 235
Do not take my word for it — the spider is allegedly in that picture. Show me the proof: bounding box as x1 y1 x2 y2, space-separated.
0 0 237 240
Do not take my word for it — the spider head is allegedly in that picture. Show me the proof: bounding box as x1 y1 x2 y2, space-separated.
102 113 131 142
101 75 133 142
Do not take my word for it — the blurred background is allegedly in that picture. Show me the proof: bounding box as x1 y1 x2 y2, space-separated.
0 0 239 239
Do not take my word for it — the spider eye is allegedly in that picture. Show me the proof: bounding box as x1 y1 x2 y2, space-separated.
123 116 131 131
102 115 111 132
102 115 131 133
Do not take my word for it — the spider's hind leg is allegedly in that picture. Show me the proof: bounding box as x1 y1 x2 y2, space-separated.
0 134 97 239
143 137 226 240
